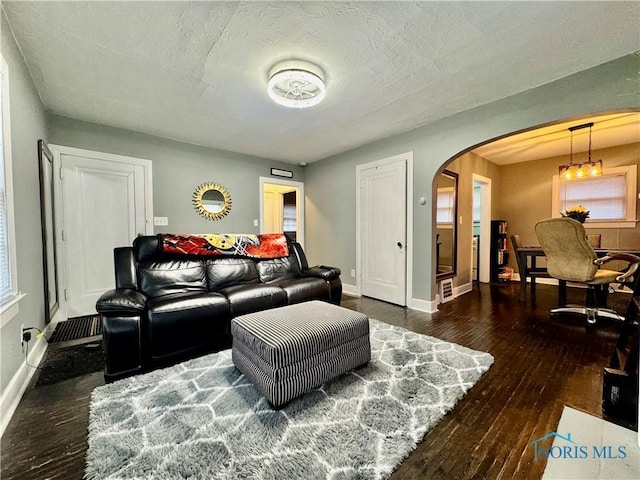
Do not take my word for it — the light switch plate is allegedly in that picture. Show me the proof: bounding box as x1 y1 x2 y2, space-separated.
154 216 169 226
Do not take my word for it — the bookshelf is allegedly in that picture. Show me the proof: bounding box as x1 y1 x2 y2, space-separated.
490 220 510 282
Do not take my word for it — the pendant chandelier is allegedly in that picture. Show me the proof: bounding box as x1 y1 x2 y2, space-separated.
558 122 603 180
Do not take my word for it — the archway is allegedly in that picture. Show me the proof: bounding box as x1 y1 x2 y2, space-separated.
432 109 639 302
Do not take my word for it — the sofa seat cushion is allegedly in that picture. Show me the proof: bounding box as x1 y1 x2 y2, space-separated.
273 277 330 304
147 292 230 361
218 284 287 317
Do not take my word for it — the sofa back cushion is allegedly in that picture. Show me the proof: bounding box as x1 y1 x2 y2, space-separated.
207 258 260 291
256 255 300 283
133 235 161 262
138 259 207 298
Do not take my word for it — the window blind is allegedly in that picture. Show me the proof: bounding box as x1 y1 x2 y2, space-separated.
437 189 454 225
0 82 11 303
560 174 627 221
283 203 297 232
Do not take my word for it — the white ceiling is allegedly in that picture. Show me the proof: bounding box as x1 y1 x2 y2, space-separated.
3 1 639 164
473 112 640 165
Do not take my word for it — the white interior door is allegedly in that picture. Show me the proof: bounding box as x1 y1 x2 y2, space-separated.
359 159 407 305
61 153 149 317
262 190 283 233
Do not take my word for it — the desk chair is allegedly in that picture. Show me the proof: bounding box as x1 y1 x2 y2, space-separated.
534 218 640 326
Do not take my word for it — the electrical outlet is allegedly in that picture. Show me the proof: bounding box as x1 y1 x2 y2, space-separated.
20 324 33 347
350 269 356 278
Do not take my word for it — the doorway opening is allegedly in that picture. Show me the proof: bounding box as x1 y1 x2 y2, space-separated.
259 177 305 246
472 174 492 283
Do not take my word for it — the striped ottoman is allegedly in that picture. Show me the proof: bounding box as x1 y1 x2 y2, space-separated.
231 300 371 408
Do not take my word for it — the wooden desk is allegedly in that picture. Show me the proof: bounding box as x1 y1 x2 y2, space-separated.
516 247 640 302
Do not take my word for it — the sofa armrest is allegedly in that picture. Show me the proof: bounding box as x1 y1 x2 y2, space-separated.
96 289 147 315
302 265 341 281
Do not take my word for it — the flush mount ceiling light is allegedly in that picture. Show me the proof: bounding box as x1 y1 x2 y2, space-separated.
558 122 603 180
267 60 326 109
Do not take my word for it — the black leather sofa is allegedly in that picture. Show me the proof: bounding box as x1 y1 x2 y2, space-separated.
96 235 341 381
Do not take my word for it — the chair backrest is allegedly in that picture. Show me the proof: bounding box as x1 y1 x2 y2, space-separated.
510 234 522 251
509 235 524 271
534 218 598 282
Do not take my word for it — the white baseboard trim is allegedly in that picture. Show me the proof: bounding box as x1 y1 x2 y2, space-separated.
512 275 632 294
342 283 359 297
409 297 438 313
455 281 473 297
431 281 474 309
0 318 58 437
512 273 559 286
0 336 48 436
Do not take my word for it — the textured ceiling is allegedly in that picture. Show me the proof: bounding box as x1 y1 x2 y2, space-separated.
3 1 639 163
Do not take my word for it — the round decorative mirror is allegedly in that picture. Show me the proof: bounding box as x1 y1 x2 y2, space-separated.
193 182 232 220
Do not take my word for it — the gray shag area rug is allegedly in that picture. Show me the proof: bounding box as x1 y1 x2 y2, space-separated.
85 319 494 480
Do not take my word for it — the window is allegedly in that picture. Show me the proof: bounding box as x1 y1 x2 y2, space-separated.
552 165 638 228
436 187 455 227
282 203 297 232
0 53 21 319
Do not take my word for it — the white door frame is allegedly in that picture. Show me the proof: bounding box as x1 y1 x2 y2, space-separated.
356 151 413 307
472 173 492 283
259 177 305 248
50 144 154 318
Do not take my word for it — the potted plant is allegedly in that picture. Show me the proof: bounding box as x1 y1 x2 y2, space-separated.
561 205 590 223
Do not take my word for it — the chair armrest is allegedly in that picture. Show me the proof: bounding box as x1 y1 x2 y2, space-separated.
96 289 147 315
596 253 640 283
302 265 341 281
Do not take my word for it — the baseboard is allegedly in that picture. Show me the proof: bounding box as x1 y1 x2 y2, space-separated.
455 281 473 297
342 283 359 297
512 273 558 286
0 319 57 437
342 284 438 312
431 281 473 310
511 275 632 294
409 297 438 313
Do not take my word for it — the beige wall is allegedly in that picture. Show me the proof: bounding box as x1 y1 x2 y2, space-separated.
497 142 639 273
443 152 501 288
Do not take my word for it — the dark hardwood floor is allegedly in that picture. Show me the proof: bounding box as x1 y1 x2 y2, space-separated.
1 282 634 480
